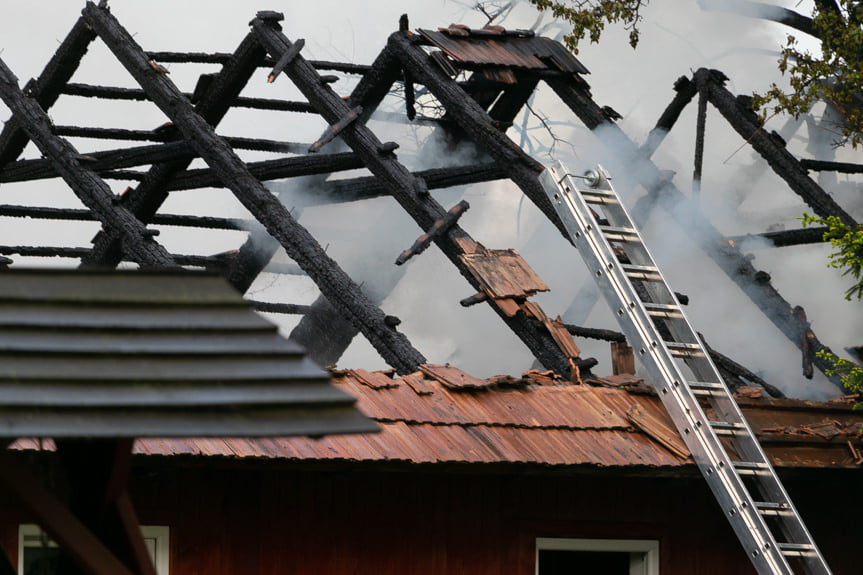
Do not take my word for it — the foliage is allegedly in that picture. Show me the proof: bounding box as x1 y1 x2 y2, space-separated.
752 1 863 146
526 0 649 52
801 213 863 300
818 350 863 398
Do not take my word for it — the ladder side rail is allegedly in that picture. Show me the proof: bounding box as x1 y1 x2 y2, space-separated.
540 163 831 575
573 167 827 565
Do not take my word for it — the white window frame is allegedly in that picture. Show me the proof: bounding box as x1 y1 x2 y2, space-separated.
536 537 659 575
18 524 169 575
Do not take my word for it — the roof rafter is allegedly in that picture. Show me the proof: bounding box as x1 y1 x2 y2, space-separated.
80 2 427 374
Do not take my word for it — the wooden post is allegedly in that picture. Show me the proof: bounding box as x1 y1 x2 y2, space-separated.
611 342 636 375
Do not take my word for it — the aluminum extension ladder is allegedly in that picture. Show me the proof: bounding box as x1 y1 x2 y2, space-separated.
539 161 831 575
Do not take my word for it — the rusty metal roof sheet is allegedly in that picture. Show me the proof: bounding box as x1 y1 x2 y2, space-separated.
13 368 863 470
418 27 589 75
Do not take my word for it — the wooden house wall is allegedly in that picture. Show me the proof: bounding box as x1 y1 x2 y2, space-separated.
0 462 859 574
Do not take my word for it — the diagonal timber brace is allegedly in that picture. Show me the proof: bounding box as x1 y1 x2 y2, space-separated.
250 18 580 376
81 2 426 374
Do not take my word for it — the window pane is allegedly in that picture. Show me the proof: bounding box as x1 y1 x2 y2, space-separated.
22 547 61 575
538 549 631 575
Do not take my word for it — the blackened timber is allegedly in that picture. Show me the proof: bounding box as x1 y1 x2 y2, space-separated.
64 82 318 113
487 75 540 128
0 141 193 183
164 152 364 192
250 19 574 376
54 125 312 154
268 38 305 83
0 18 96 167
693 88 707 197
0 204 246 230
700 334 785 398
386 31 568 237
640 76 698 158
85 32 267 268
698 0 816 38
248 301 311 314
799 158 863 173
396 200 469 265
308 105 362 152
460 292 488 307
82 3 426 374
347 43 402 124
146 51 373 74
564 323 626 343
727 227 828 247
546 74 844 384
0 56 177 269
696 68 858 228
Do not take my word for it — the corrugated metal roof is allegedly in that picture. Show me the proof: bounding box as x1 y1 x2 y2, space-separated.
13 365 863 470
0 269 375 438
418 27 589 75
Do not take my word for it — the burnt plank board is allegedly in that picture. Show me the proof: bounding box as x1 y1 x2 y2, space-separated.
250 19 575 377
0 56 177 269
82 3 425 374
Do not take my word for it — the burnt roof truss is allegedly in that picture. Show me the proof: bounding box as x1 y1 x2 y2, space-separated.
0 3 855 389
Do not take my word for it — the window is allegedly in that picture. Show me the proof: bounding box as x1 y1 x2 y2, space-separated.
536 537 659 575
18 524 169 575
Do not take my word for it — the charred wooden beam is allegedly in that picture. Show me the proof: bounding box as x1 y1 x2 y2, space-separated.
564 323 626 342
63 82 318 113
83 3 426 374
0 18 96 168
698 0 816 37
692 87 708 197
250 18 575 376
164 152 364 191
0 56 177 269
386 31 569 238
792 306 816 380
396 200 469 265
727 227 828 247
308 105 362 152
145 51 372 75
799 158 863 173
85 31 268 268
487 75 540 128
460 291 488 307
0 204 246 230
699 333 785 398
640 76 698 158
696 68 858 228
268 39 305 83
0 141 192 183
248 300 311 314
54 125 313 154
546 73 844 385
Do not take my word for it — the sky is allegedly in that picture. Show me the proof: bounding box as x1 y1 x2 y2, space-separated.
0 1 857 399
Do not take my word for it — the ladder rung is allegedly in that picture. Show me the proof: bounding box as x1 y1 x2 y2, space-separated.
709 421 747 436
643 303 683 319
755 501 793 517
778 543 817 557
599 225 639 243
733 460 770 475
621 264 662 281
581 189 618 205
688 381 725 397
666 342 705 358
